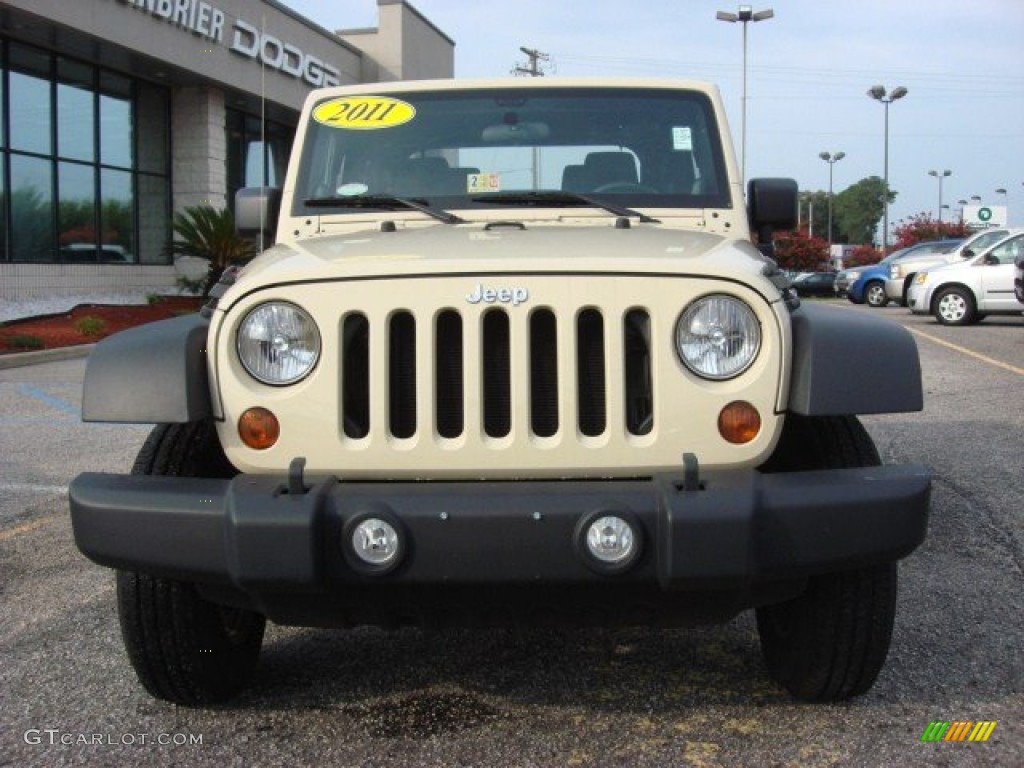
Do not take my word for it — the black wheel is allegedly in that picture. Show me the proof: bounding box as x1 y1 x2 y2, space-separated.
901 275 915 306
756 415 898 702
933 286 975 325
864 281 888 307
118 421 265 705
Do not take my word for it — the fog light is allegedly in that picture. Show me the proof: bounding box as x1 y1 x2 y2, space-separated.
582 514 640 572
351 518 401 568
238 407 280 449
718 401 761 444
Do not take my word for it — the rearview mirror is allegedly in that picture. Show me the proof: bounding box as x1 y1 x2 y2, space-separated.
481 122 550 143
235 187 281 249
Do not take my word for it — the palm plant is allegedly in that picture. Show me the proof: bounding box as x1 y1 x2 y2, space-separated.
164 206 257 296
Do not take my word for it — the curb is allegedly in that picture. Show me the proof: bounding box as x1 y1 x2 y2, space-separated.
0 344 95 370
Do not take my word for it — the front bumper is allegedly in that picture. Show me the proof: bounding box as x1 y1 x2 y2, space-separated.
70 463 930 626
907 283 930 313
884 277 905 301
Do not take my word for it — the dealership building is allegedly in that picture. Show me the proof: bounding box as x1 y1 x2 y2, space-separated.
0 0 453 299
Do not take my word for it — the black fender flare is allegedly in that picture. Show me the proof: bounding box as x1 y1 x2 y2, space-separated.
82 313 212 423
787 303 923 416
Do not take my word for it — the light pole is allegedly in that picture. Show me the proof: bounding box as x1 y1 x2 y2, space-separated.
819 151 845 245
867 84 908 252
928 169 951 223
717 5 774 186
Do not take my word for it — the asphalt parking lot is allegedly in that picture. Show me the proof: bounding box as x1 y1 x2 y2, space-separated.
1 303 1021 767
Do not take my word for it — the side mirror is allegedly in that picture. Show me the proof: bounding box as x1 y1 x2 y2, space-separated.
235 187 281 249
983 253 998 266
747 178 798 244
961 248 975 260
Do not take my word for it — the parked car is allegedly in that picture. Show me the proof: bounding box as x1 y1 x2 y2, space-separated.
908 232 1024 325
68 77 931 706
790 271 837 298
1015 248 1024 305
835 247 910 297
851 241 961 306
886 233 1007 305
847 263 893 307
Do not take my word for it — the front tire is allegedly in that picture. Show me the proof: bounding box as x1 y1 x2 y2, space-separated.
865 281 889 307
756 415 898 702
118 421 265 705
933 286 976 325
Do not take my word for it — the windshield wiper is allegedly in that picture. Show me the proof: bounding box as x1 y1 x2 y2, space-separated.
304 194 465 225
471 190 659 223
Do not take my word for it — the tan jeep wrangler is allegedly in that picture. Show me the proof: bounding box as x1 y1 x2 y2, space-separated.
70 78 930 705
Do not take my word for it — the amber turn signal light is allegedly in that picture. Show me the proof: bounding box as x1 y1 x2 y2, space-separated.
718 401 761 444
239 407 280 450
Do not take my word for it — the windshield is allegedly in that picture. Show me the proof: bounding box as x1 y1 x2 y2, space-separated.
293 87 730 216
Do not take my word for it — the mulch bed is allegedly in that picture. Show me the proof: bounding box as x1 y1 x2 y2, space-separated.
0 296 204 354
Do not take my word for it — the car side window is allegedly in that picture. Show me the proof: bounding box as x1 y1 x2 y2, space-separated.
987 236 1023 265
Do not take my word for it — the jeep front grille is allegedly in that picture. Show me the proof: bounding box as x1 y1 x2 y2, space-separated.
340 306 653 442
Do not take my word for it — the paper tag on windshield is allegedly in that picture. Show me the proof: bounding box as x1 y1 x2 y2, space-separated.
672 126 693 151
467 172 501 194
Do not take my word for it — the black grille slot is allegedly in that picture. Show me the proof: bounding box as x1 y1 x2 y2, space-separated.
482 310 511 437
624 309 654 436
576 309 606 436
530 309 559 437
342 313 370 439
388 312 417 438
435 311 464 438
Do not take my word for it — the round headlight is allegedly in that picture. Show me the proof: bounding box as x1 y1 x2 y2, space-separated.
675 295 761 380
237 302 321 385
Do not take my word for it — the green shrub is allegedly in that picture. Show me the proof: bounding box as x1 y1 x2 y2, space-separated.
6 335 45 350
175 275 205 296
75 315 107 337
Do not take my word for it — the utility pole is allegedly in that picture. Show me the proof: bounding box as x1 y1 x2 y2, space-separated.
511 47 551 188
512 47 550 78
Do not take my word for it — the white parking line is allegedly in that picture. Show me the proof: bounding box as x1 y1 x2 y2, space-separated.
1 482 68 495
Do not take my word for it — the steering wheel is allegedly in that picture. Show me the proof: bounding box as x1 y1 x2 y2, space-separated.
590 181 658 194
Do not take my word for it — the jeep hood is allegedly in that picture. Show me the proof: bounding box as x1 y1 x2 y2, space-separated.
226 223 779 302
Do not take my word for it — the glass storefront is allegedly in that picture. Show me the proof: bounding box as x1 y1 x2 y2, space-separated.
0 41 170 264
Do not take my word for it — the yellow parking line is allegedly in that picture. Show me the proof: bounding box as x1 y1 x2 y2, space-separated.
0 517 55 542
908 327 1024 377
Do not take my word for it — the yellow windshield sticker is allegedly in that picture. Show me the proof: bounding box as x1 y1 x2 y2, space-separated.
312 96 416 130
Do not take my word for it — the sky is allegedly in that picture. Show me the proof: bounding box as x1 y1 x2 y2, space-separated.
280 0 1024 234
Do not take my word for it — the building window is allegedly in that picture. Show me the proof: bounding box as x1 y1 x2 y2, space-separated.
0 41 170 264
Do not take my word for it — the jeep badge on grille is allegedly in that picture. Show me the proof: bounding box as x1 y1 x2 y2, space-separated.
465 283 530 306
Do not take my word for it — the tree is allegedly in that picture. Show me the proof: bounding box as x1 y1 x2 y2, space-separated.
164 206 257 296
833 176 896 247
773 230 831 272
891 212 970 249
